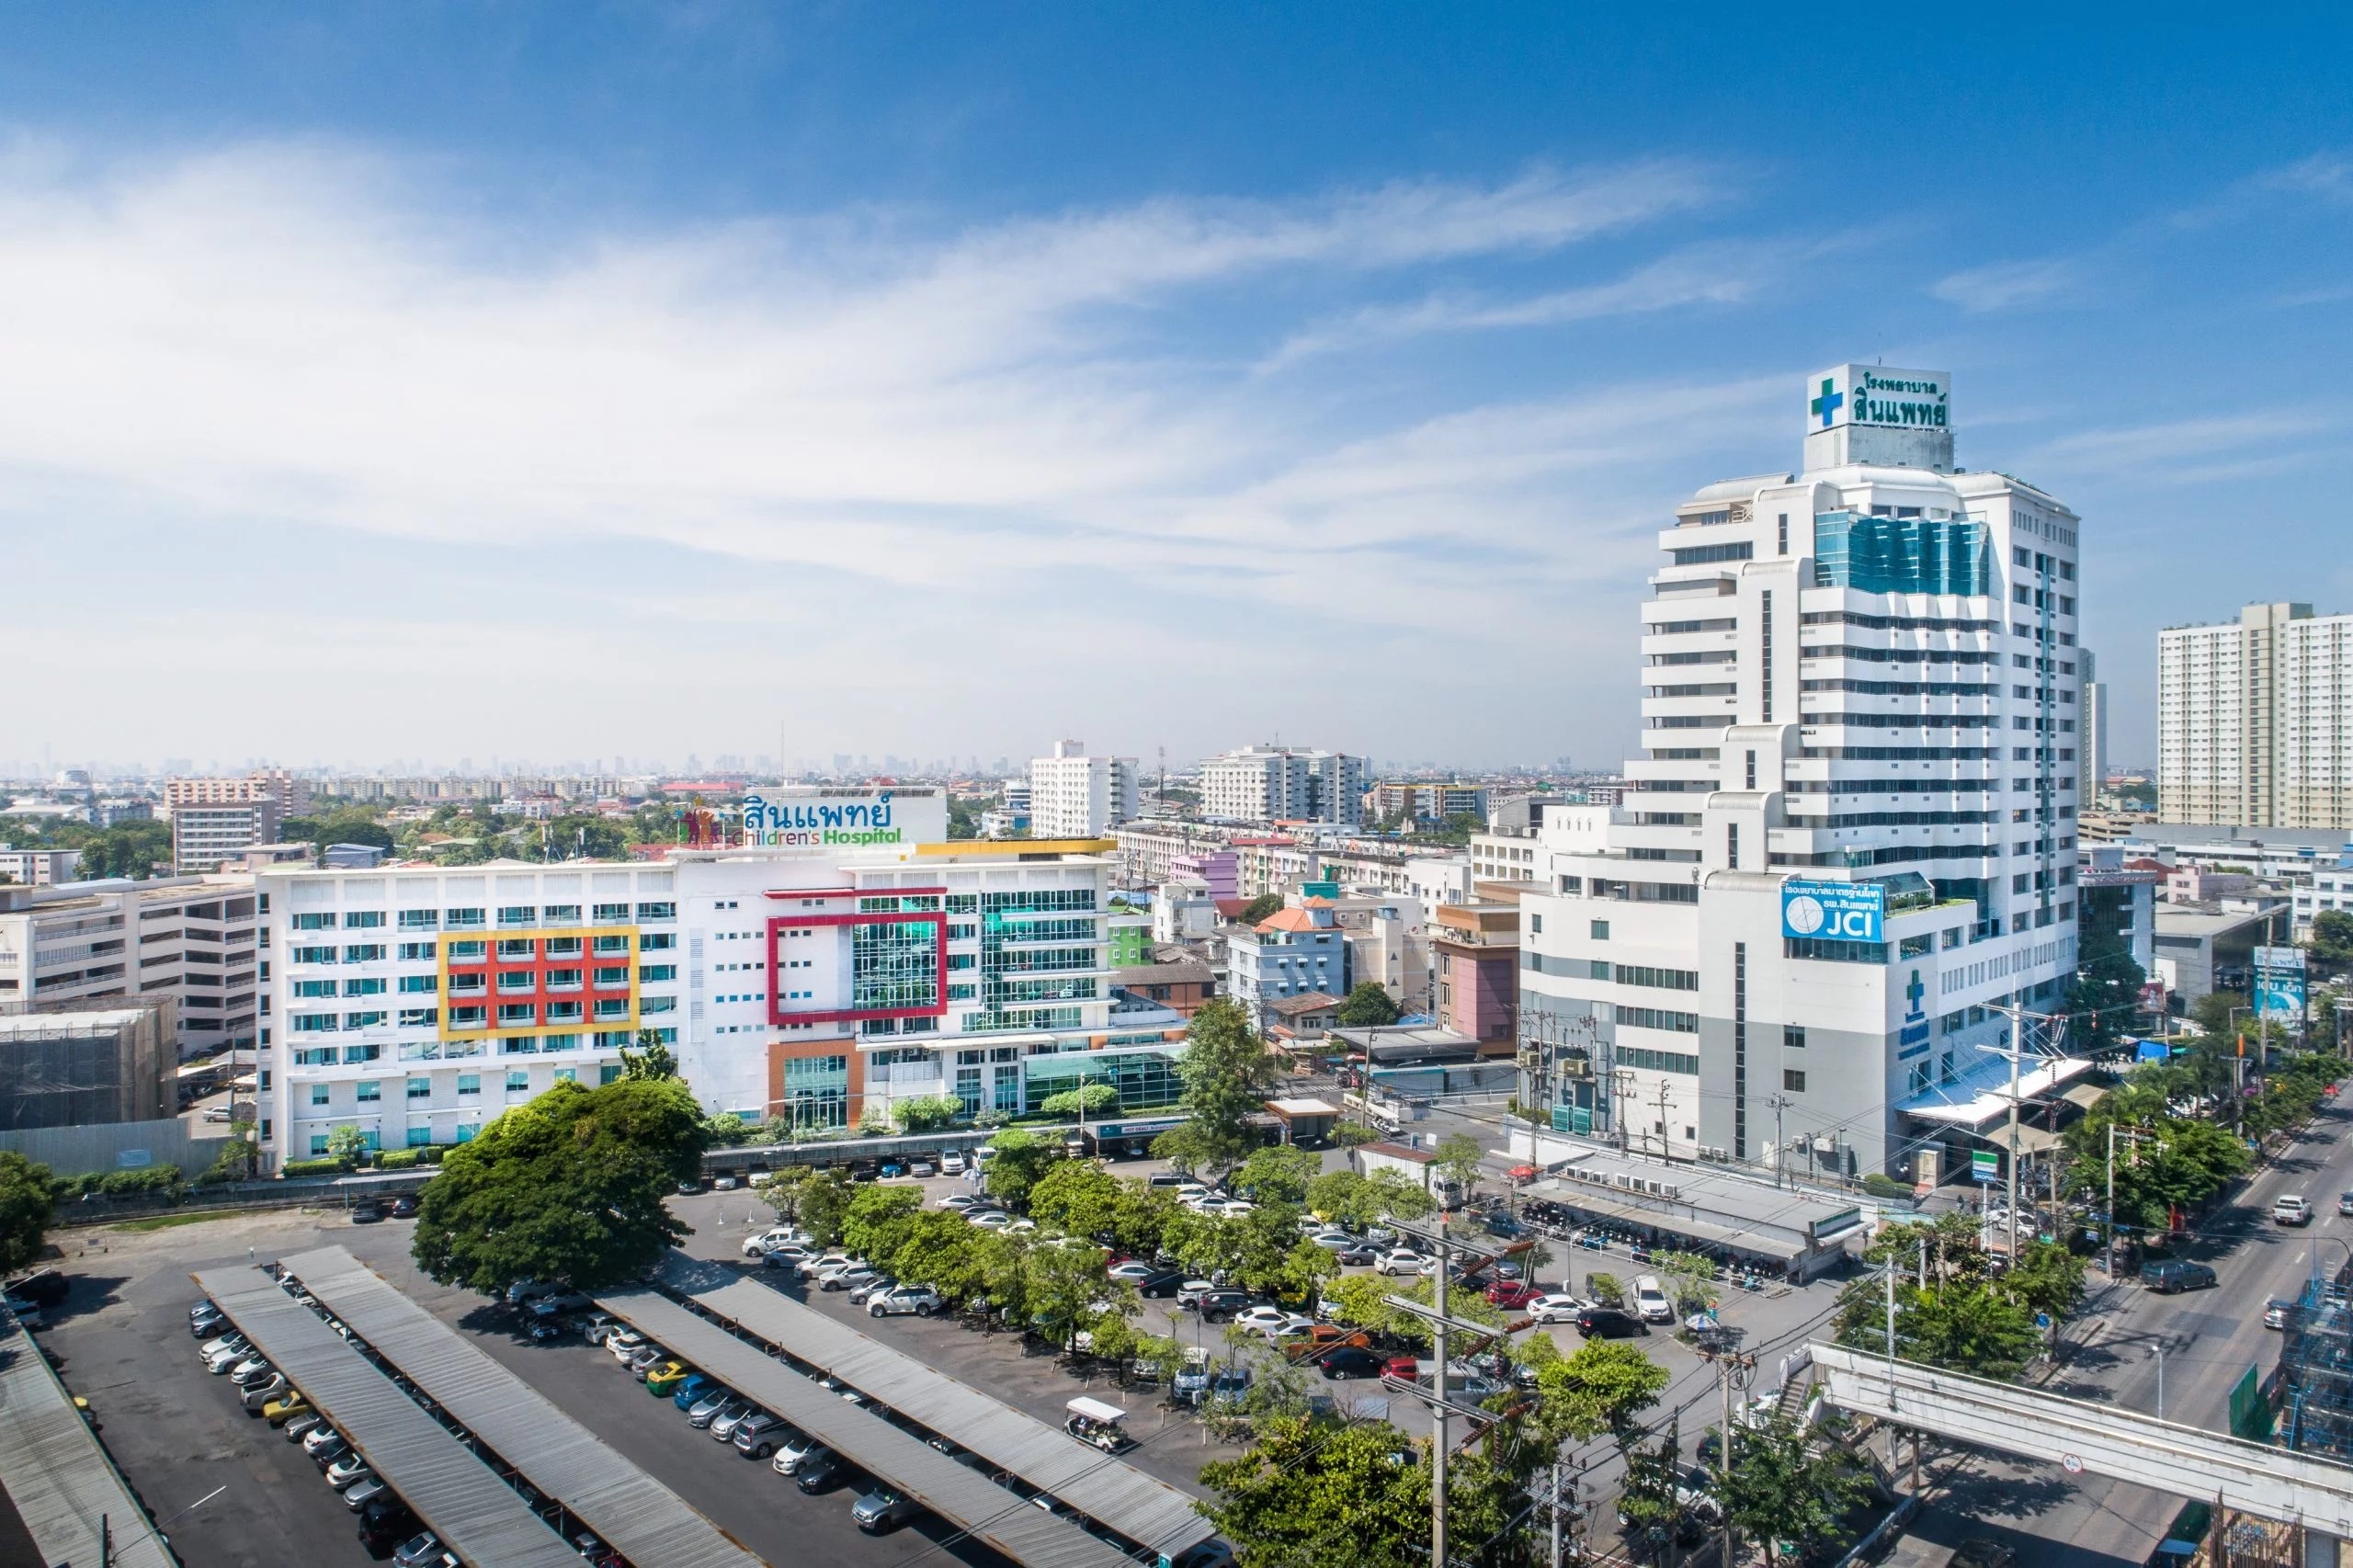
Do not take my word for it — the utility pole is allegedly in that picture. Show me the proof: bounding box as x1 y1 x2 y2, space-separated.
1714 1347 1754 1568
1653 1078 1673 1160
1611 1067 1634 1153
1381 1221 1510 1568
1549 1458 1565 1568
1434 1229 1448 1568
1978 1002 2067 1263
1765 1091 1790 1188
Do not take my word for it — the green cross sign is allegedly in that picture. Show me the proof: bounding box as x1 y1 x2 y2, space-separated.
1810 377 1844 427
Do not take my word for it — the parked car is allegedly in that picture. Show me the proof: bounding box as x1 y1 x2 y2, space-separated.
1172 1349 1211 1403
342 1476 391 1513
821 1265 880 1293
967 1210 1015 1230
1527 1292 1586 1324
239 1376 290 1412
326 1451 374 1489
1175 1279 1219 1308
2340 1191 2353 1219
306 1430 352 1469
713 1174 740 1191
772 1435 828 1476
1381 1354 1419 1381
1233 1305 1313 1338
262 1392 311 1426
852 1487 923 1532
870 1285 943 1318
907 1160 937 1178
283 1412 325 1444
605 1328 649 1361
646 1362 696 1396
796 1449 856 1494
1304 1232 1357 1253
710 1403 762 1442
668 1373 715 1409
390 1195 419 1218
1108 1259 1160 1282
506 1278 559 1307
1632 1275 1675 1324
691 1393 748 1430
763 1244 821 1270
231 1358 278 1389
189 1304 226 1337
1135 1269 1187 1299
580 1312 621 1345
1485 1280 1540 1309
743 1226 809 1257
2275 1196 2315 1227
1196 1290 1251 1323
1373 1249 1433 1277
2141 1260 2218 1293
1335 1244 1381 1267
529 1290 593 1318
1948 1541 2017 1568
1576 1306 1649 1339
939 1151 968 1176
847 1275 896 1305
392 1530 446 1568
627 1345 667 1376
733 1411 790 1458
1314 1346 1384 1381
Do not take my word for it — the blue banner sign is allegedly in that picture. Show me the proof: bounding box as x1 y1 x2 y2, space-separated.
1779 880 1885 943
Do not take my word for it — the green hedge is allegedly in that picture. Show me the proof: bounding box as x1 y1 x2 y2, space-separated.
280 1157 350 1178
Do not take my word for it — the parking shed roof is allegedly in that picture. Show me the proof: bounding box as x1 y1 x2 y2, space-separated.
0 1309 175 1568
275 1245 761 1568
191 1263 580 1568
652 1255 1216 1558
591 1286 1136 1568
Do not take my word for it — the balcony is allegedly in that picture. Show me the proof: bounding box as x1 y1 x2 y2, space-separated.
592 936 631 955
495 973 539 994
544 1001 585 1023
592 999 631 1021
496 1005 540 1027
545 938 584 959
592 967 631 989
543 970 584 992
447 978 486 997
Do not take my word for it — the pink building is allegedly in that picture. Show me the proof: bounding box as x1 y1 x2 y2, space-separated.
1171 850 1239 901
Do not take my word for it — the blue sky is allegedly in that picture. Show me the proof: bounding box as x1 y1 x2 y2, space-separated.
5 3 2350 774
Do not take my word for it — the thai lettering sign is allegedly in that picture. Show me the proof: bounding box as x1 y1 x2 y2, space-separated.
1779 879 1885 944
740 788 947 855
1807 364 1951 433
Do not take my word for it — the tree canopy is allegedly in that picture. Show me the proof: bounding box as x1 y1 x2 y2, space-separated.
1718 1413 1877 1562
0 1153 55 1273
1334 982 1403 1028
1199 1415 1519 1568
1234 893 1285 926
412 1077 707 1295
982 1129 1059 1209
1151 998 1279 1177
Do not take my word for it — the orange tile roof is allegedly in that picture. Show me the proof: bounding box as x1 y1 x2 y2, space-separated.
1256 907 1324 933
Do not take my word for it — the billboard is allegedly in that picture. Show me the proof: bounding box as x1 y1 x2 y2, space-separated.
739 788 947 856
1780 880 1886 944
2255 944 2306 1024
1806 365 1952 434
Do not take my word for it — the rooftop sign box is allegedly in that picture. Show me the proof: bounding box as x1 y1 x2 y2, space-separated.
739 788 946 855
1780 880 1885 944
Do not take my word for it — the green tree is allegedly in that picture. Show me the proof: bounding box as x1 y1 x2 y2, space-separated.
1234 893 1284 926
886 1210 988 1302
325 1124 370 1166
1024 1241 1124 1349
893 1095 963 1133
0 1153 55 1273
983 1129 1058 1210
1615 1430 1688 1555
1718 1413 1877 1563
2312 911 2353 969
1233 1145 1323 1205
1110 1180 1184 1259
701 1112 752 1147
1649 1248 1720 1315
1165 1206 1250 1281
973 1231 1036 1324
1199 1415 1520 1568
841 1184 926 1262
1151 998 1279 1179
1838 1277 2041 1378
796 1169 856 1246
1037 1083 1119 1118
1028 1159 1124 1240
412 1077 707 1296
2001 1239 2086 1321
1334 983 1403 1028
619 1028 679 1082
1529 1337 1669 1446
1431 1131 1485 1204
75 821 171 880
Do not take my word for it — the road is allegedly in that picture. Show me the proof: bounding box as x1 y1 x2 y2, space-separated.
1893 1089 2353 1568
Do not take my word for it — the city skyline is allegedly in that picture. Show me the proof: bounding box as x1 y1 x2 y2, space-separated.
4 6 2351 766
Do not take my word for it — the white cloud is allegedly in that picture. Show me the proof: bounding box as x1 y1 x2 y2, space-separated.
0 140 1774 762
1930 257 2079 312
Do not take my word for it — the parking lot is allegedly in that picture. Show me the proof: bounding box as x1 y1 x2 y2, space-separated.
31 1162 1862 1567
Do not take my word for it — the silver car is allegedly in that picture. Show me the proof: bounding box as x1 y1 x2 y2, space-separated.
685 1389 735 1427
709 1402 758 1442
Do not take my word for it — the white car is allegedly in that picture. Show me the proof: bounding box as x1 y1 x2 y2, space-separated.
1304 1232 1356 1252
1632 1275 1674 1324
1527 1293 1587 1324
1373 1249 1434 1278
605 1329 649 1362
1175 1185 1211 1205
967 1210 1015 1230
762 1244 820 1270
1107 1261 1160 1282
939 1152 968 1176
1233 1306 1313 1338
798 1254 853 1278
870 1285 943 1318
743 1226 811 1257
939 1193 983 1212
772 1435 828 1476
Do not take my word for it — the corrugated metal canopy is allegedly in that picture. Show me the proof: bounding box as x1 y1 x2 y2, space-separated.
650 1256 1216 1558
594 1289 1134 1568
192 1266 580 1568
276 1246 762 1568
0 1310 174 1568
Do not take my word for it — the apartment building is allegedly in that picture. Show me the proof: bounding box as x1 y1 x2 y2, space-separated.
1369 782 1491 824
254 842 1187 1166
1199 745 1368 827
166 771 310 874
0 847 83 886
2160 603 2353 829
1226 902 1350 1027
0 878 259 1058
1515 364 2082 1181
2079 650 2109 807
1027 742 1140 838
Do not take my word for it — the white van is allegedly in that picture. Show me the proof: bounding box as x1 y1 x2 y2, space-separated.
1632 1275 1674 1324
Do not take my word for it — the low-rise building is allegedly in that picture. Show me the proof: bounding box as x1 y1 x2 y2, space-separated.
0 847 82 886
2294 868 2353 937
0 878 259 1058
1227 903 1349 1028
0 1000 176 1128
1265 991 1343 1043
1112 959 1214 1017
2153 899 2290 1011
1431 897 1518 1051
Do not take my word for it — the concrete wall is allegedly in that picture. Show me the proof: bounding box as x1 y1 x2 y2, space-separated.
0 1116 231 1176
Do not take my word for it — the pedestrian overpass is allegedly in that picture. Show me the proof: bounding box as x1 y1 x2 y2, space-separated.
1810 1344 2353 1551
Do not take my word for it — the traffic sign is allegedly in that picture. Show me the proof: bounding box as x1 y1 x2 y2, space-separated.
2062 1453 2084 1474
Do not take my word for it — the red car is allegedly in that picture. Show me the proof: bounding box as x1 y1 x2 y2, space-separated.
1484 1280 1540 1309
1381 1355 1419 1381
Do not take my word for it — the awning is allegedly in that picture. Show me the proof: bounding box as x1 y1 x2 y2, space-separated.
1898 1056 2095 1125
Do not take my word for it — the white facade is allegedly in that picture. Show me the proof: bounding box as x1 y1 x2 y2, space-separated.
2160 603 2353 829
2293 868 2353 938
0 848 82 886
2080 649 2108 806
0 876 259 1057
255 847 1188 1166
1028 742 1140 838
1199 745 1368 827
1516 365 2081 1180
